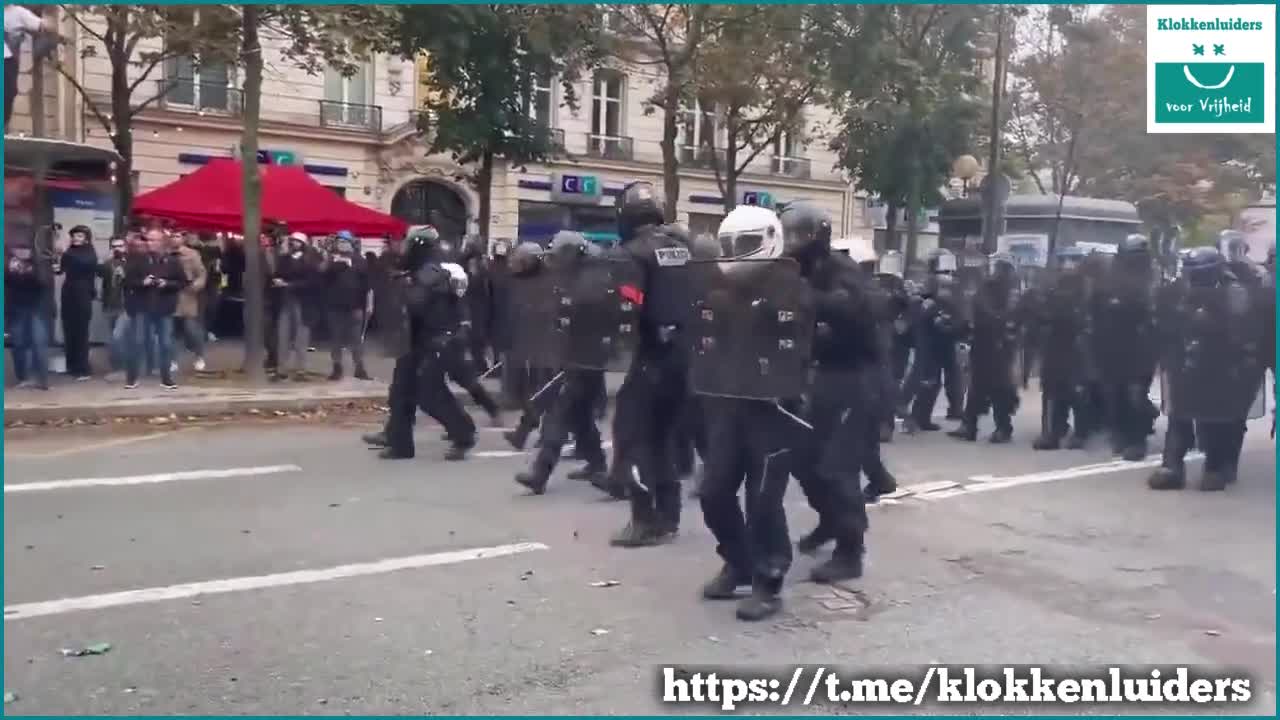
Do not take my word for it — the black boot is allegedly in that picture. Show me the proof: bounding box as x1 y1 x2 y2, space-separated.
947 423 977 441
865 471 898 502
656 486 683 536
1147 466 1185 490
378 446 414 460
328 364 343 381
736 585 782 622
1032 434 1061 451
1121 440 1147 462
915 416 941 432
810 544 864 584
701 564 750 600
988 427 1013 444
945 408 963 421
503 428 529 451
515 468 550 495
1065 432 1089 450
1198 469 1228 492
609 520 671 547
353 365 371 381
591 465 628 500
362 430 389 447
796 525 833 556
567 463 606 482
444 438 474 461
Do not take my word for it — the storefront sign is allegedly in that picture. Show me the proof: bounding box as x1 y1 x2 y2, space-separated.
742 190 774 208
550 172 602 205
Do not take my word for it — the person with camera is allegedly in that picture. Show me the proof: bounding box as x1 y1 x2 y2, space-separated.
123 228 187 389
98 236 130 377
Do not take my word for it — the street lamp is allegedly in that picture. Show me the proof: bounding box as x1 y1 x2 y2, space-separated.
953 154 980 197
981 4 1009 255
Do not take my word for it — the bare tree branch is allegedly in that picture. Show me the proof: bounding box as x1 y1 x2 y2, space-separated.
53 60 113 133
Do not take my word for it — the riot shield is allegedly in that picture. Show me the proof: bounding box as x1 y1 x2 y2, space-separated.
552 256 643 370
503 269 563 369
685 258 815 400
1160 282 1269 421
373 272 412 358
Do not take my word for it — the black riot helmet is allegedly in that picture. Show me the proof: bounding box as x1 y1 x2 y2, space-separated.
402 225 441 271
547 230 599 268
507 241 545 276
690 232 721 260
617 181 666 243
1266 241 1276 272
1181 246 1226 288
778 200 833 259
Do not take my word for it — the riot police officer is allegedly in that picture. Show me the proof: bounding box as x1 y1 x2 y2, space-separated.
781 201 873 583
438 261 503 428
696 205 801 621
948 252 1022 443
1149 246 1275 491
1092 235 1159 461
904 271 965 432
1219 230 1266 286
380 227 476 461
495 242 561 450
513 232 609 495
927 248 965 421
607 182 691 546
1030 246 1095 450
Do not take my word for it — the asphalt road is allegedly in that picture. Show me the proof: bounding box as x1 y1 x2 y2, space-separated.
3 404 1275 715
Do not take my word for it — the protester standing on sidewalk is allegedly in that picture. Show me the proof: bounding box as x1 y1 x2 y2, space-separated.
171 231 208 372
124 228 186 389
272 231 322 381
5 241 52 389
97 236 129 378
58 225 99 380
322 232 371 381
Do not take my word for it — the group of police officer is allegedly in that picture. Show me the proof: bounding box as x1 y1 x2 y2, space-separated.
359 181 1275 623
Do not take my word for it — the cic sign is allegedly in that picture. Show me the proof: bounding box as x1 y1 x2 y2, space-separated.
742 190 775 208
550 172 603 205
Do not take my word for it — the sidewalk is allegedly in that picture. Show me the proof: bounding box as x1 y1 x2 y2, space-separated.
3 339 624 424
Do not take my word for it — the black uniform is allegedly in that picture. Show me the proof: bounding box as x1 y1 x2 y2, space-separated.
381 238 476 461
1029 253 1096 450
1150 249 1275 491
784 205 874 584
906 275 966 431
610 184 690 547
950 263 1022 443
1091 240 1159 461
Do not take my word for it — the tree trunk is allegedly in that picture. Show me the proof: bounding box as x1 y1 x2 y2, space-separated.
477 148 494 243
240 5 266 383
905 169 921 264
885 199 900 252
28 25 46 138
110 41 133 233
660 85 681 223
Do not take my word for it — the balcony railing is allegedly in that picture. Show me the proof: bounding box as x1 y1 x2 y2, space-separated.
155 79 243 116
585 134 634 162
771 156 811 180
679 145 725 169
318 99 383 133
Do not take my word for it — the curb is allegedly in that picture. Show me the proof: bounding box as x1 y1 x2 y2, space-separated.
4 392 391 424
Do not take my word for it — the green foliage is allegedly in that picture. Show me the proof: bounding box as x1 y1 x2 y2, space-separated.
827 5 988 214
396 4 601 171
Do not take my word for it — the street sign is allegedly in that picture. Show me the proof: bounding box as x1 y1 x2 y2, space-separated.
742 190 774 208
550 172 603 205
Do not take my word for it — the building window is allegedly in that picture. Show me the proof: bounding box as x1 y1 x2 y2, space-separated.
517 200 569 244
526 68 554 127
591 71 624 139
771 119 810 178
678 99 720 165
162 10 233 112
324 62 373 127
687 212 723 239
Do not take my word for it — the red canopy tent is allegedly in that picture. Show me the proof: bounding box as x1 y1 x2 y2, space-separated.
131 158 407 237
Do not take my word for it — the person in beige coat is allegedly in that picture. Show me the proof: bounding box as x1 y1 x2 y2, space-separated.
171 232 208 371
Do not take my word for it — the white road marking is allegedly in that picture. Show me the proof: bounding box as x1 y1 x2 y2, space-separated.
915 453 1204 502
3 464 303 494
3 542 549 621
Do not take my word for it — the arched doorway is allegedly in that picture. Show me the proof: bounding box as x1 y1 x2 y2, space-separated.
390 179 469 242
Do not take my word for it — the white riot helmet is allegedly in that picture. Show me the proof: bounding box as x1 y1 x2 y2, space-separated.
1218 229 1250 262
877 249 905 278
441 262 469 297
716 205 784 261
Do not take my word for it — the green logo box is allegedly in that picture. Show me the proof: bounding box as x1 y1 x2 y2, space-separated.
1154 62 1265 123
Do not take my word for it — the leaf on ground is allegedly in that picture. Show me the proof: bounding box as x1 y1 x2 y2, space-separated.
589 580 621 588
60 642 112 657
590 628 609 636
4 691 16 704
